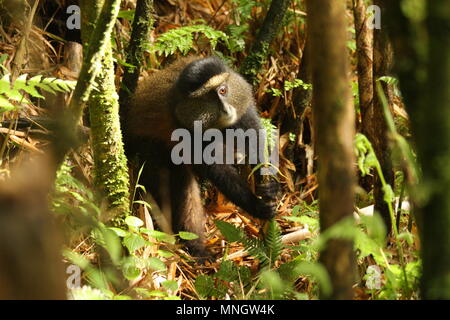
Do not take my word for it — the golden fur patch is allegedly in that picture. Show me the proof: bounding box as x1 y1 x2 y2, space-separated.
190 72 230 97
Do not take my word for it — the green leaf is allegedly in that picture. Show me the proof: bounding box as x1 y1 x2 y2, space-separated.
398 231 414 246
123 233 146 253
354 228 385 265
133 200 151 210
291 261 332 298
178 231 199 240
360 213 387 247
216 260 238 282
378 76 398 86
141 229 176 244
0 54 8 65
0 95 16 111
99 227 123 265
63 250 91 269
259 270 286 299
138 289 166 298
108 227 129 238
0 73 76 111
152 290 169 297
14 74 44 98
125 216 144 228
118 9 135 21
152 24 228 56
147 257 167 272
122 263 141 280
84 268 109 290
214 220 245 242
162 280 179 292
291 205 302 216
157 249 175 258
382 184 395 204
284 215 319 231
194 274 214 298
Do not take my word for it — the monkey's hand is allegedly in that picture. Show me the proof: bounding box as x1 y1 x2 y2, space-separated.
254 180 280 220
254 200 277 220
256 179 280 202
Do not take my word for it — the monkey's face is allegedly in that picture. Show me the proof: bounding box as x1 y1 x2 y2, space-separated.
174 76 240 130
173 57 254 131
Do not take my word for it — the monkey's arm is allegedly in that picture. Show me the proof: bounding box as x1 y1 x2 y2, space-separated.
231 107 280 202
193 163 275 220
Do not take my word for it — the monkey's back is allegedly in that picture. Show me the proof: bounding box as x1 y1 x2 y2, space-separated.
126 56 199 144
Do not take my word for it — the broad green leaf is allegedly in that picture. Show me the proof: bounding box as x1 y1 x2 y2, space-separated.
0 95 16 111
157 250 174 258
108 227 129 238
147 257 167 272
214 220 244 242
125 216 144 227
141 229 176 244
123 233 146 253
161 280 178 292
122 264 141 280
178 231 199 240
194 274 214 298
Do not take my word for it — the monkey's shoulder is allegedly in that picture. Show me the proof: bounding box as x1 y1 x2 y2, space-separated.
126 80 174 142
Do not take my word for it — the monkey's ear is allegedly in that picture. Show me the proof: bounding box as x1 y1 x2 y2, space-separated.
189 72 230 98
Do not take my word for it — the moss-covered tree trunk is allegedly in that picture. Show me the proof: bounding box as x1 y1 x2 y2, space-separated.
306 0 357 299
240 0 292 83
80 0 130 219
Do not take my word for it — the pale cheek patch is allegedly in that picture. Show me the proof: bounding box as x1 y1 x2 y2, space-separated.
219 103 237 127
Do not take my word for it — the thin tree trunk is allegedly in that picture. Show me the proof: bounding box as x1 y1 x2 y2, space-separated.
381 0 450 299
372 0 395 233
306 0 357 299
119 0 154 114
291 42 313 178
352 0 373 134
240 0 292 83
353 0 375 193
420 0 450 299
80 0 131 218
378 0 425 233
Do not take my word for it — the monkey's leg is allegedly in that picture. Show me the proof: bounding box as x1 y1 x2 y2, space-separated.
169 165 209 257
194 164 275 220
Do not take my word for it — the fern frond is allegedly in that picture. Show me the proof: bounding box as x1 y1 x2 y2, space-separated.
0 73 76 112
263 219 283 265
152 24 228 56
215 219 283 268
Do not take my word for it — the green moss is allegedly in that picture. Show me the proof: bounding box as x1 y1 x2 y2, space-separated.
88 43 131 219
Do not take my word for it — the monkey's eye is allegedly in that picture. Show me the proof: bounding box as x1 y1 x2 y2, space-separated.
218 85 228 96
